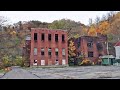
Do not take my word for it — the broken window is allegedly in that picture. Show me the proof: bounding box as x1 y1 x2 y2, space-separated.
33 60 37 65
99 54 102 56
41 60 45 65
88 52 93 57
48 48 52 56
77 38 80 48
97 43 103 51
41 48 44 55
34 48 37 55
55 59 59 65
87 41 93 48
62 48 65 57
78 42 80 48
41 33 45 41
62 34 65 42
55 34 58 42
55 48 58 56
34 33 37 40
77 52 81 56
48 34 51 41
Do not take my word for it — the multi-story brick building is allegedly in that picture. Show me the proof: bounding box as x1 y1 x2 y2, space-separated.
70 34 107 63
23 28 68 66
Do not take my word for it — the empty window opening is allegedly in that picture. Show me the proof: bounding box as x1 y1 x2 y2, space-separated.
97 43 103 51
77 52 81 56
34 48 37 55
41 33 45 41
62 34 65 42
41 60 45 65
62 48 65 57
55 48 58 56
33 60 37 65
87 41 93 48
55 34 58 42
78 42 80 48
99 54 102 56
62 59 66 65
34 33 37 40
48 34 51 41
88 52 93 57
41 48 44 55
48 48 52 56
55 59 59 65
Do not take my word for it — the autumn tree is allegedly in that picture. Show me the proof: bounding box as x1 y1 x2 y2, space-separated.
89 18 93 26
88 25 97 36
68 40 76 58
95 16 100 25
98 21 110 35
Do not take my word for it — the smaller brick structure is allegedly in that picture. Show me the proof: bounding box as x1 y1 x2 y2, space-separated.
69 34 107 63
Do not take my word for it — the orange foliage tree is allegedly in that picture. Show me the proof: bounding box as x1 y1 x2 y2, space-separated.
88 25 97 36
98 21 110 35
68 40 76 58
87 21 110 36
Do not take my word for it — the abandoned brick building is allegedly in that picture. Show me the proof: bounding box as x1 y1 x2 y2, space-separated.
23 28 68 66
70 33 107 63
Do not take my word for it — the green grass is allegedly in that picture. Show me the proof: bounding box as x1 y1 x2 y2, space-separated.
0 69 6 73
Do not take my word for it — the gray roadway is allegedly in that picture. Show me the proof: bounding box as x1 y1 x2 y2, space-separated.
1 66 120 79
1 66 39 79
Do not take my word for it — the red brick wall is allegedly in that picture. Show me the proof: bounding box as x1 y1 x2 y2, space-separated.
30 28 68 66
71 36 107 63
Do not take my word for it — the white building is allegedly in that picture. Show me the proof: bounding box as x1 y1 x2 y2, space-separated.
114 41 120 59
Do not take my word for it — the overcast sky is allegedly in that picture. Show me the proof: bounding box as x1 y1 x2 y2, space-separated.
0 11 118 25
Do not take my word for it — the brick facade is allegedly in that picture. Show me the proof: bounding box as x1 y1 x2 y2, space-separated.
29 28 68 66
70 34 107 63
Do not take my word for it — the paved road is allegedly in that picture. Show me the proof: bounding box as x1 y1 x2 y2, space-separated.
1 66 120 79
27 66 120 79
1 66 39 79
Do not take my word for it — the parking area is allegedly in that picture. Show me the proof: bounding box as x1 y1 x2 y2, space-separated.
1 66 120 79
27 66 120 79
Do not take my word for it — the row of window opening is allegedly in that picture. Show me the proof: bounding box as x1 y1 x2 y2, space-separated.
34 33 65 42
34 48 65 56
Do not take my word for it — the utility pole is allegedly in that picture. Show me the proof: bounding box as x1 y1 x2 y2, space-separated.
107 41 110 65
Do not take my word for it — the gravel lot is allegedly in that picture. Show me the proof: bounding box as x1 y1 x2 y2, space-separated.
1 66 120 79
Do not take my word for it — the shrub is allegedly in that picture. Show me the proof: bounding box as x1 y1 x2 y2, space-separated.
68 58 74 66
96 59 102 65
15 56 24 67
0 62 4 69
2 55 12 68
79 58 92 66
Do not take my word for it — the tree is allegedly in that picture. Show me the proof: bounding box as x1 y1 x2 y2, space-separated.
95 16 100 26
88 25 97 36
74 34 80 39
89 18 93 26
101 14 107 21
68 40 76 58
98 21 110 35
0 16 7 26
48 19 83 39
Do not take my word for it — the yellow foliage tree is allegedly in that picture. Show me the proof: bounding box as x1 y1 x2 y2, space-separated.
98 21 110 35
80 28 88 36
68 40 76 58
74 34 80 39
88 25 97 36
10 31 16 36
